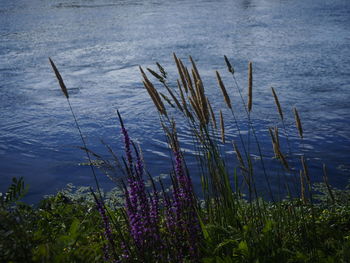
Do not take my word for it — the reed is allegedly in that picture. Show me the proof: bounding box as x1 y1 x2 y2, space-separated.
173 53 188 93
271 87 294 158
156 62 167 79
274 127 280 151
160 92 175 108
141 67 167 116
224 55 234 74
143 80 165 115
301 155 313 205
207 97 217 129
268 127 289 170
189 55 201 83
299 170 306 204
233 141 246 170
322 164 335 203
195 79 209 125
224 55 247 113
183 65 193 93
189 96 205 126
49 58 69 99
143 55 277 203
179 59 190 93
271 87 283 120
148 69 184 113
216 70 232 109
219 110 225 144
301 156 309 183
177 79 191 118
268 127 279 158
147 67 165 84
37 55 349 263
248 61 253 112
278 148 289 170
49 58 102 199
294 107 303 138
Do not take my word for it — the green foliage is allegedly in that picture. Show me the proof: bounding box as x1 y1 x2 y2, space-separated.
45 183 124 208
0 177 33 262
0 177 27 207
313 181 350 205
0 180 114 262
31 193 104 262
200 198 350 263
1 179 350 262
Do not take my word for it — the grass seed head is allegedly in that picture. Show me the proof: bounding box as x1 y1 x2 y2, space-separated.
271 87 284 120
49 58 69 99
248 62 253 112
224 55 234 74
216 70 232 109
293 107 303 138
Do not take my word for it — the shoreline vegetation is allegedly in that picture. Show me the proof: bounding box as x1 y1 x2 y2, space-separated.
1 55 350 262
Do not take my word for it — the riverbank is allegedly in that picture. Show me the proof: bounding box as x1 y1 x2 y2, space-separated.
1 177 350 262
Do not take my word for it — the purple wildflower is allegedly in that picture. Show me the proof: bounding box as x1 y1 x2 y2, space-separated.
120 122 162 260
167 149 201 261
135 147 144 179
118 112 201 261
122 127 133 173
95 198 115 261
120 241 130 262
102 244 110 262
118 110 133 175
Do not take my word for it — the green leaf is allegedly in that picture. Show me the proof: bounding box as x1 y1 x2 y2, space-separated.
196 211 211 241
214 239 238 254
202 258 214 263
238 240 249 256
262 220 273 234
69 218 80 240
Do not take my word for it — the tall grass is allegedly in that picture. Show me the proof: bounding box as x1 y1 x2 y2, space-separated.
49 58 103 200
44 55 350 263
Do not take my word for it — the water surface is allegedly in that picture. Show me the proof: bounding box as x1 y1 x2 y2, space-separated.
1 0 349 202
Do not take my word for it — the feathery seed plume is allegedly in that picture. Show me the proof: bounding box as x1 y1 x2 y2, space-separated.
271 87 284 120
216 70 232 109
294 107 303 138
49 58 69 99
224 55 234 74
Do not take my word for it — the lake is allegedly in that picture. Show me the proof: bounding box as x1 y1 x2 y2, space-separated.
1 0 349 203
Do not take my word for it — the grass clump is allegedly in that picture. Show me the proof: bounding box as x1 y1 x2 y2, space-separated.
1 179 350 262
1 55 349 262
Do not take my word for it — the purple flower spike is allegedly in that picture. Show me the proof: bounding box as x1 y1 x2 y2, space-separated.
167 148 201 261
118 111 201 261
135 146 144 179
122 127 133 174
118 110 133 174
94 197 115 261
119 121 162 260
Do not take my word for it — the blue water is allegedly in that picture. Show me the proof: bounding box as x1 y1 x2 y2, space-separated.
1 0 350 203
